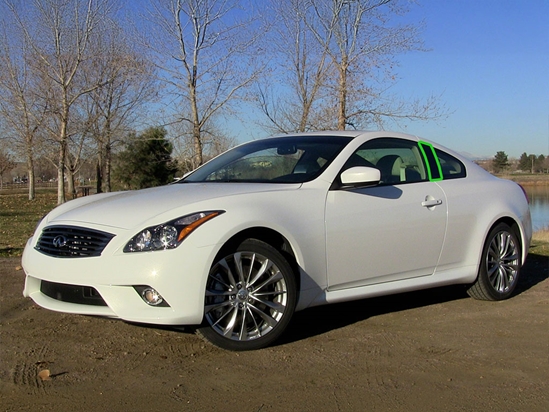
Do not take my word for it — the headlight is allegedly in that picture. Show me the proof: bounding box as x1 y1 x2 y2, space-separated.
124 211 224 253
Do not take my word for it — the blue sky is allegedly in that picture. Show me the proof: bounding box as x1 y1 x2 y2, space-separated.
136 0 547 159
390 0 549 158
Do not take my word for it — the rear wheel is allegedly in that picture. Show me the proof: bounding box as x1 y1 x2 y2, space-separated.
467 223 521 301
197 239 297 351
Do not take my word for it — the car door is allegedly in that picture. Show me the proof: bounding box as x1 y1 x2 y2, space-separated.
325 138 447 290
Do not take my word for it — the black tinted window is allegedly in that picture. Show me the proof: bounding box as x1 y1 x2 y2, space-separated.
436 149 466 179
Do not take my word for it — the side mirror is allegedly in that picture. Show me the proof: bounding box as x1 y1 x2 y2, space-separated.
340 166 380 188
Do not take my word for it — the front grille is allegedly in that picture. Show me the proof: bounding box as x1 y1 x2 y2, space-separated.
35 225 115 258
40 280 108 306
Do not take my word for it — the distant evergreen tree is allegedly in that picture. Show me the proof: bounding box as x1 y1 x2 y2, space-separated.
492 151 509 173
518 153 548 173
518 152 531 171
536 154 546 173
114 127 178 189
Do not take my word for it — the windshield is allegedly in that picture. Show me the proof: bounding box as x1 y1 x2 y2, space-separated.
181 135 352 183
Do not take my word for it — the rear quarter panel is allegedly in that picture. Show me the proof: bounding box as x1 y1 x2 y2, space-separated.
435 165 531 282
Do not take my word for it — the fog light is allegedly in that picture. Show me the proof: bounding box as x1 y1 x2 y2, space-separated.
133 285 170 308
133 285 170 307
142 288 163 305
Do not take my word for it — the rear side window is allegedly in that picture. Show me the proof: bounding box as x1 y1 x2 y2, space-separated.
436 149 467 179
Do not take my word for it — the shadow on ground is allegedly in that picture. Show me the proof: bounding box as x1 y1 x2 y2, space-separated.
137 251 548 347
517 251 549 292
277 251 548 346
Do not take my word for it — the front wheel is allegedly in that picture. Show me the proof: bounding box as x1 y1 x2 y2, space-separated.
197 239 297 351
467 223 521 301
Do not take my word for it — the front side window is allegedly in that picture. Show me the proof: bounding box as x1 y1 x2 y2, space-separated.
343 138 428 185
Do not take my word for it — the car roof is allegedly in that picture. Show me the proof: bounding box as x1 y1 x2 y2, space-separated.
268 130 422 140
271 130 363 138
264 131 469 163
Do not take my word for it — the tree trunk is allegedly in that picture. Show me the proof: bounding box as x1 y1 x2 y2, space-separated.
57 124 67 204
189 68 203 168
96 141 103 193
57 157 66 205
96 160 102 194
67 168 76 199
299 97 311 133
193 123 203 168
105 142 112 192
26 149 35 201
337 63 348 130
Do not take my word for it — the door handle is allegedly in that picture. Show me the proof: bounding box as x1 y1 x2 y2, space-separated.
422 199 443 207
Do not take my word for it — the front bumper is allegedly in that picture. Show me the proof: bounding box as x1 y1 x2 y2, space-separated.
22 236 216 325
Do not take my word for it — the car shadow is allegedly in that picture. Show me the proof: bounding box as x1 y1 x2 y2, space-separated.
139 252 548 348
515 251 549 294
276 252 548 347
277 284 469 347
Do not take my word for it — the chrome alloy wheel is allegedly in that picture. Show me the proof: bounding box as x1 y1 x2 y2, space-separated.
204 250 290 342
468 223 522 301
485 230 519 293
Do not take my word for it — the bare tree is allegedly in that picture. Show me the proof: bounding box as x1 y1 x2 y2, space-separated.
66 135 91 197
4 0 117 204
83 23 157 193
260 0 446 132
311 0 448 129
0 20 49 200
257 0 331 134
171 120 235 174
0 149 17 189
142 0 263 167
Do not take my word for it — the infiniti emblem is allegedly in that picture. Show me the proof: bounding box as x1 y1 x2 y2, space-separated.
52 235 68 248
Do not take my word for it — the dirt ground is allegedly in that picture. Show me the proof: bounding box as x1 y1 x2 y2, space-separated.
1 254 548 412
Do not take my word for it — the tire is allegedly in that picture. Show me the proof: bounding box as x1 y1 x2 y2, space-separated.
196 239 297 351
467 223 521 301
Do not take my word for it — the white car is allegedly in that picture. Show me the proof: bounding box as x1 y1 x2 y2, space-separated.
22 131 532 350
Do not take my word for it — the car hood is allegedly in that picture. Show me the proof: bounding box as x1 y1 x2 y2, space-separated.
45 183 300 230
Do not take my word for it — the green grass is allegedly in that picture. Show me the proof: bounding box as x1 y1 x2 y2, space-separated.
531 227 549 256
1 190 548 259
0 191 58 257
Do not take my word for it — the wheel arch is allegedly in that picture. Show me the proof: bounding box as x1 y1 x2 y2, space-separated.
467 217 524 300
486 216 527 264
213 227 302 293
